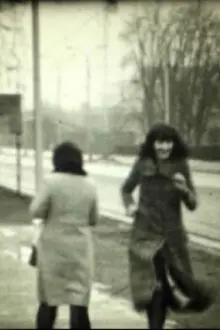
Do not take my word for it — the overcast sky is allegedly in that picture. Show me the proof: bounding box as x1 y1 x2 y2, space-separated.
0 0 219 112
0 1 139 111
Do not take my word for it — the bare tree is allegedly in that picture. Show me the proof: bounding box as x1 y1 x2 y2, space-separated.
0 1 25 92
120 2 175 130
0 2 12 90
120 1 220 145
168 3 220 145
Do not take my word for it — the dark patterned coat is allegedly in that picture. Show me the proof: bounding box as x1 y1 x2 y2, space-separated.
121 157 213 313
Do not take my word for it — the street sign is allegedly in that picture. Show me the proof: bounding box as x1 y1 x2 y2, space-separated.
0 94 22 134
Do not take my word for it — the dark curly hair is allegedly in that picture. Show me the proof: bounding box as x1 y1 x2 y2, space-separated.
52 141 87 176
139 123 189 161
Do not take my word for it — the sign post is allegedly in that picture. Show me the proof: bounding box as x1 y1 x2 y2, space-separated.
15 133 22 195
0 93 22 195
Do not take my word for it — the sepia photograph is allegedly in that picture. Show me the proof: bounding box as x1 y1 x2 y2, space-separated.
0 0 219 328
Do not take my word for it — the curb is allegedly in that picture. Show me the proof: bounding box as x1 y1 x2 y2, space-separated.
100 209 220 255
106 156 220 175
0 185 220 256
189 166 220 175
1 151 220 175
189 234 220 256
110 163 220 176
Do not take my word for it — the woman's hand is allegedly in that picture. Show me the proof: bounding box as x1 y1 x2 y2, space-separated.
126 203 137 217
172 173 189 195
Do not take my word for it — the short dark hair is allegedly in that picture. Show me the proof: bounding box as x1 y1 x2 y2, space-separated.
52 141 87 176
139 123 189 161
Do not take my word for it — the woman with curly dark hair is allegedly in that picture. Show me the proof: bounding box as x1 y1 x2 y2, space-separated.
29 141 98 329
121 123 213 329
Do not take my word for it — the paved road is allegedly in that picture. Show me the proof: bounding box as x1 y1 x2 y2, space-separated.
1 152 220 187
0 157 220 241
1 147 220 174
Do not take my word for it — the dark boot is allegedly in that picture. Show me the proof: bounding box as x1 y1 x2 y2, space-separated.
146 289 167 329
36 302 57 329
70 305 91 329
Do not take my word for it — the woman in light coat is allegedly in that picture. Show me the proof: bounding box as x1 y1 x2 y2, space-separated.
29 141 98 329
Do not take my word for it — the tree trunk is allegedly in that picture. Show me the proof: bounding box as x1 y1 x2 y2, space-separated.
194 126 204 146
143 96 155 128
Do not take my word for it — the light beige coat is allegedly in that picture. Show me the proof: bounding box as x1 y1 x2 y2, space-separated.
29 172 98 306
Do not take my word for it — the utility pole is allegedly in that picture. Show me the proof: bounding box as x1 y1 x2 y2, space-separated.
163 61 170 124
103 3 109 133
13 4 22 195
102 3 110 158
32 0 43 191
86 55 92 161
66 46 92 160
102 2 118 157
56 67 62 143
154 0 170 125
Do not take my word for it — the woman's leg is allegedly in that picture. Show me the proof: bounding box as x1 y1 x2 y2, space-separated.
69 305 91 329
146 287 168 329
36 302 57 329
146 252 170 329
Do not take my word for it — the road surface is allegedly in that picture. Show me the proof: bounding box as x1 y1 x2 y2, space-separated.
0 155 220 242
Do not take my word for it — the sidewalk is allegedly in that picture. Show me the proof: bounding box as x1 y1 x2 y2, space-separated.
0 187 220 328
0 188 175 329
0 243 148 329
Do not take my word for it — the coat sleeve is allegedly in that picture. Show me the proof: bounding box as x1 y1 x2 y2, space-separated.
121 159 141 209
29 179 51 221
182 160 198 211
